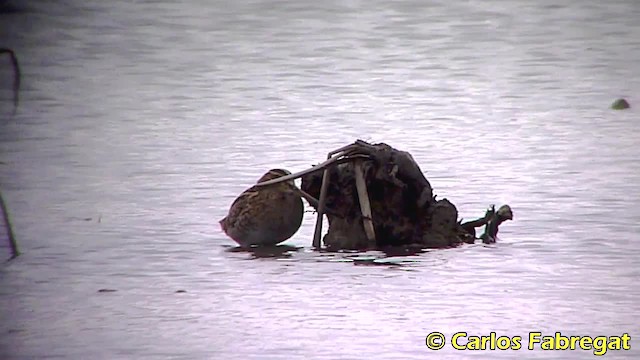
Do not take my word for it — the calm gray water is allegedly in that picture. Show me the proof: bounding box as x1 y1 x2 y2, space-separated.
1 0 639 359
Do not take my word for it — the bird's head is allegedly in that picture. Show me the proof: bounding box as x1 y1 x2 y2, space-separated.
257 169 294 185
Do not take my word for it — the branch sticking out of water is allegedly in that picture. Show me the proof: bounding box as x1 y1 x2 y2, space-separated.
0 48 21 115
0 191 19 259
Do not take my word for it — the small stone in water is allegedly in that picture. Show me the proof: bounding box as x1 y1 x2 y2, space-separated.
611 98 630 110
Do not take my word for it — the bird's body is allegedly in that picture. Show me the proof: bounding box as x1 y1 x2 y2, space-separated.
219 169 304 247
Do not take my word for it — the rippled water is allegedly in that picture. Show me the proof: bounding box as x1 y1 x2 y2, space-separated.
1 0 639 359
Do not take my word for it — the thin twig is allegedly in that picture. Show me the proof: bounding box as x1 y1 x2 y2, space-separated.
353 160 376 246
289 186 342 218
0 191 19 259
254 154 369 187
0 48 21 115
313 163 331 249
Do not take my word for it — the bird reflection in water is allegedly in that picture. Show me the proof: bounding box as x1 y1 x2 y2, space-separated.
225 244 302 260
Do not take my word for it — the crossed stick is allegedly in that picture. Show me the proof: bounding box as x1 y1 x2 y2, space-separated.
256 141 377 249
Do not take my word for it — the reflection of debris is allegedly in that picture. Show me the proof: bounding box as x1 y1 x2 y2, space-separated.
225 244 302 260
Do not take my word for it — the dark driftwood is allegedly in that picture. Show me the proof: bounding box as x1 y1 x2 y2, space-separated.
252 139 511 250
300 140 471 250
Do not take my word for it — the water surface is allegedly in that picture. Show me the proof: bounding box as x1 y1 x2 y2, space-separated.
1 0 639 359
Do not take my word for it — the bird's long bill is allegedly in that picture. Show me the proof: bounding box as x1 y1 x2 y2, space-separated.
254 154 370 187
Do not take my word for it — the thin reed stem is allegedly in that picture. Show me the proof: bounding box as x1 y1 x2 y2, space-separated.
0 48 21 115
0 191 19 259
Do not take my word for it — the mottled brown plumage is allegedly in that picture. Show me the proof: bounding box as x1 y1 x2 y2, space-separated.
219 169 304 247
